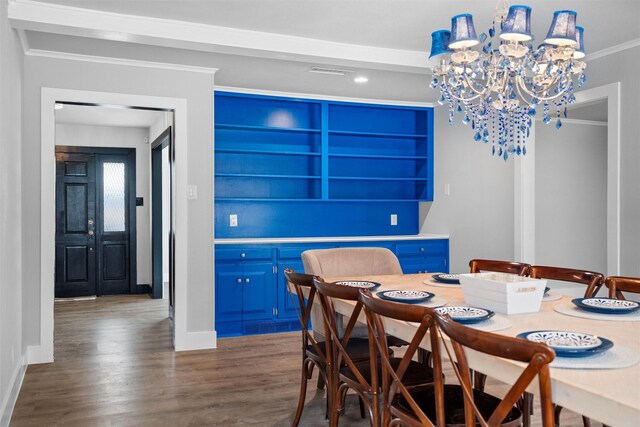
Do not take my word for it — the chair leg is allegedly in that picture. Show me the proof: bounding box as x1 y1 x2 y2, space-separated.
581 415 592 427
358 395 366 419
473 371 487 391
317 372 326 390
518 392 534 427
554 404 563 427
292 360 311 427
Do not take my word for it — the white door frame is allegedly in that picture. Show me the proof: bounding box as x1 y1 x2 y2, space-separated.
33 88 189 364
515 82 621 276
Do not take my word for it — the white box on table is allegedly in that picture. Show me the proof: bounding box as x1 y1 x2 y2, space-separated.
458 272 547 315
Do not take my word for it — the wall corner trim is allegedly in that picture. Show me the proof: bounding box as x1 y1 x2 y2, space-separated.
176 330 217 352
0 354 28 427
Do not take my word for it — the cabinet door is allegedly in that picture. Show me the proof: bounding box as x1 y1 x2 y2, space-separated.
399 256 447 274
215 264 244 323
242 262 275 321
277 260 304 320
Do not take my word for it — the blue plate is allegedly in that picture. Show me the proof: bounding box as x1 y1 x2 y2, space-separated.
435 306 494 324
377 290 435 304
572 297 640 315
334 280 381 290
432 273 460 284
517 330 614 358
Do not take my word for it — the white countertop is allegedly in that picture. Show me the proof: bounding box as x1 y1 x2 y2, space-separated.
214 233 449 245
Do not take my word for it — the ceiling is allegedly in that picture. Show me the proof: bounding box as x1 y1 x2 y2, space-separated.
55 103 166 128
9 0 640 102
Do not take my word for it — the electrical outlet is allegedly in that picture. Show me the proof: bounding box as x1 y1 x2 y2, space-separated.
187 185 198 199
229 214 238 227
390 214 398 226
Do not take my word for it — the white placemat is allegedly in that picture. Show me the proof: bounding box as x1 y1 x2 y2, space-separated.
468 314 512 332
554 303 640 322
551 345 639 369
423 280 461 289
542 291 562 302
417 296 448 308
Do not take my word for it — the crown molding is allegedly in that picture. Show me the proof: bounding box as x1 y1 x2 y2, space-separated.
8 0 428 72
215 85 436 108
586 38 640 62
535 118 607 127
25 49 219 74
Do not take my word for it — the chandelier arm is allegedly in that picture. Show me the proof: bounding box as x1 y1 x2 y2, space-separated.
460 66 491 96
441 75 485 103
515 75 570 102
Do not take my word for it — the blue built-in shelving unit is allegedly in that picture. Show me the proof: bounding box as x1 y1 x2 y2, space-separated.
214 91 434 238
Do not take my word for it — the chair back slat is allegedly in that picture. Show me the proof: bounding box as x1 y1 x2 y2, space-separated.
530 265 604 298
284 269 326 360
359 289 437 426
605 276 640 300
432 313 556 427
469 259 530 276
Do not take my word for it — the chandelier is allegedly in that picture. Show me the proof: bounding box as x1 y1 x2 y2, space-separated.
429 1 586 160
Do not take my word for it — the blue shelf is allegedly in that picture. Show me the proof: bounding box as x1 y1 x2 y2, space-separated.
329 153 428 160
328 129 428 138
217 123 321 133
215 198 420 202
330 176 429 181
216 173 321 179
217 148 321 157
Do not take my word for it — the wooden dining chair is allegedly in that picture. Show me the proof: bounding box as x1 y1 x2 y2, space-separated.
469 259 531 276
358 289 439 427
284 269 372 426
521 266 604 427
468 258 531 392
605 276 640 299
313 277 398 427
530 265 604 298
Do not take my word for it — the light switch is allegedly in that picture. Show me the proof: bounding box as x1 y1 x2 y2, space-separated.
187 185 198 199
390 214 398 226
229 214 238 227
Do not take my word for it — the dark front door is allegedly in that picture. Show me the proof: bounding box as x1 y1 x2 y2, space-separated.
55 147 137 298
55 152 97 297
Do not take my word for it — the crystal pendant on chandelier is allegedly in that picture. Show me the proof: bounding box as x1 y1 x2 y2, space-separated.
428 1 587 160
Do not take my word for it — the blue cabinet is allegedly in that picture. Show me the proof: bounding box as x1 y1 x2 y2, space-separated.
215 238 449 337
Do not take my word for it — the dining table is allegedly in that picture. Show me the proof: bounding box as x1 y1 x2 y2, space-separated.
323 273 640 427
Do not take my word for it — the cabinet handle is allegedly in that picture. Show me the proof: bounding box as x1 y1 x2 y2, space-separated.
245 278 250 283
240 253 246 258
236 278 242 284
420 247 425 252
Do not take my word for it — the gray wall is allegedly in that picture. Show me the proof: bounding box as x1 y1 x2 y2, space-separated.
22 57 213 346
55 124 153 287
0 0 23 423
421 107 515 273
535 121 607 285
581 46 640 276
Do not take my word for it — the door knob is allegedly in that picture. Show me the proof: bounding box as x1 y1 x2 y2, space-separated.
245 278 250 283
236 278 242 283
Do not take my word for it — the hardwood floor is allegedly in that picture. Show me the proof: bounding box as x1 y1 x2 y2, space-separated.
10 295 593 426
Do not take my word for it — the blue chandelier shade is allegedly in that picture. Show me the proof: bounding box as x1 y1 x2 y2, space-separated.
500 5 533 41
449 14 479 49
544 10 578 46
429 30 453 59
574 26 585 59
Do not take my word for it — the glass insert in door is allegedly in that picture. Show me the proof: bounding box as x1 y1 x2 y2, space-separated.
103 162 126 232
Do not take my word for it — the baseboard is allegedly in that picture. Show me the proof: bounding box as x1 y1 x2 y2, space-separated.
0 353 27 427
27 345 53 365
133 284 151 295
175 330 217 352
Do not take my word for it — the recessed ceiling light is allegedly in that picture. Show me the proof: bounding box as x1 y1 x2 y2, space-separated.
54 103 64 110
354 76 369 84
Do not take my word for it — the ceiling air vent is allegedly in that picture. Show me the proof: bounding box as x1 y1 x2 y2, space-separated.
308 66 354 76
